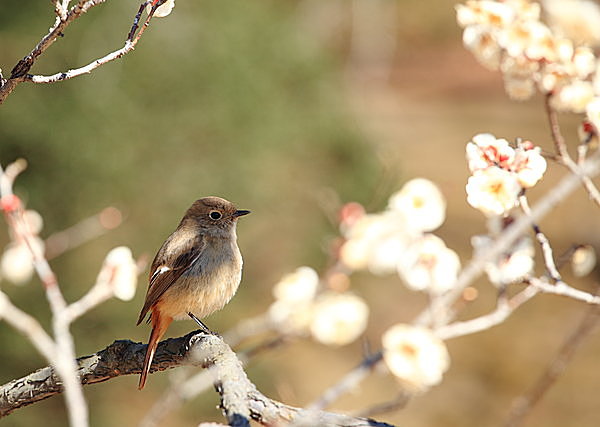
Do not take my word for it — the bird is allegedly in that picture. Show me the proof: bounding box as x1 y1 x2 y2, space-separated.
136 196 249 389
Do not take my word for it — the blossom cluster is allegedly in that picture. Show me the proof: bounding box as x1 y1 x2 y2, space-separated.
268 266 369 346
457 0 600 126
465 133 547 216
0 209 44 285
267 264 450 392
472 216 535 286
382 324 449 393
339 179 461 295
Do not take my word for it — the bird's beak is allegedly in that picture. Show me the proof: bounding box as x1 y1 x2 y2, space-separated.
233 210 251 217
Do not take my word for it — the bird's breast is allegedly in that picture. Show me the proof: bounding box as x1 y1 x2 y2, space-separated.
157 238 243 320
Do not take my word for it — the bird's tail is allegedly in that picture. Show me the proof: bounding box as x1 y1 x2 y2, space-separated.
138 309 172 390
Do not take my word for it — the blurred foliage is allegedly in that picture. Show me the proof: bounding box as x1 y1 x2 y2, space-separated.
0 1 379 425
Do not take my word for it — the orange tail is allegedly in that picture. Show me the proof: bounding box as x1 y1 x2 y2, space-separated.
138 309 172 390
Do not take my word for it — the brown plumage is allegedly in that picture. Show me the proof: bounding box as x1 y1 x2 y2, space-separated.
137 197 249 389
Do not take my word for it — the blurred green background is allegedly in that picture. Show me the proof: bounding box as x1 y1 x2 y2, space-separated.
1 1 599 426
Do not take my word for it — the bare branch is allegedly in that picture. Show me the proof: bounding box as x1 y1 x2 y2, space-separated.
0 331 395 427
504 298 600 427
526 277 600 304
0 291 57 362
307 351 384 412
0 1 163 104
544 94 600 208
518 195 562 282
435 286 539 340
354 393 410 419
45 207 123 260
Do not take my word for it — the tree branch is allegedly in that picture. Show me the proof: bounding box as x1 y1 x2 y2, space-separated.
0 1 161 104
0 331 395 427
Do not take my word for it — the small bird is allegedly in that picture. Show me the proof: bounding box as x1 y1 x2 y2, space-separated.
136 196 249 390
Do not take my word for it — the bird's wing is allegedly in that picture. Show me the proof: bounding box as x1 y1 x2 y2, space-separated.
136 233 205 325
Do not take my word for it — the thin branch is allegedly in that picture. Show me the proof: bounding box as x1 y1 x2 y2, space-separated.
307 351 384 412
544 94 600 208
62 284 113 324
0 1 162 104
526 277 600 304
45 207 123 260
518 195 562 282
0 291 57 362
435 286 539 340
354 393 410 419
0 332 396 427
504 297 600 427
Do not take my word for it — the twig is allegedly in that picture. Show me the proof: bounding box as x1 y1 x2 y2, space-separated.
307 351 383 411
0 291 57 362
544 94 600 208
504 296 600 427
0 332 396 427
526 277 600 304
52 0 68 20
0 1 107 104
435 286 539 340
0 1 162 104
45 207 123 260
353 393 410 419
518 195 562 282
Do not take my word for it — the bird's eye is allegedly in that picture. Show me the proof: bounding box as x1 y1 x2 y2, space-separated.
209 211 222 220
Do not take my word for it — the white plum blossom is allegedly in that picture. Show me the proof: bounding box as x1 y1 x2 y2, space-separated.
543 0 600 46
388 178 447 233
571 245 596 277
462 25 502 70
310 292 369 346
466 133 515 173
0 238 44 285
268 299 314 335
269 266 320 334
551 81 595 113
465 134 546 215
585 97 600 131
340 178 449 276
147 0 175 17
366 234 410 276
457 0 600 111
273 266 319 304
397 234 461 294
22 210 43 235
455 0 518 29
96 246 138 301
339 212 409 274
472 233 534 286
504 75 536 100
511 142 547 188
382 324 450 393
466 167 521 216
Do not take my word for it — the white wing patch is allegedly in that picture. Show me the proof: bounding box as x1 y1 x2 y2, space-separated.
150 265 171 284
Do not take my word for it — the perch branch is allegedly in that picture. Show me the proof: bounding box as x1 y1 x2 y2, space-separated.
0 331 395 427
